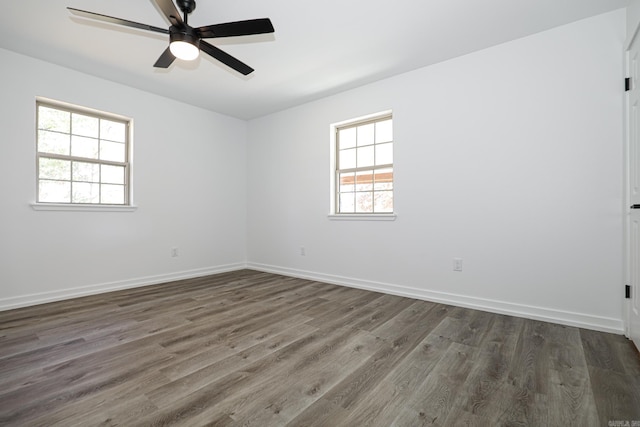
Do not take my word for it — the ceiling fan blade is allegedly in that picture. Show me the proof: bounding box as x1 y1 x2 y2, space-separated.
200 41 254 75
197 18 274 39
154 47 176 68
151 0 183 26
68 8 169 34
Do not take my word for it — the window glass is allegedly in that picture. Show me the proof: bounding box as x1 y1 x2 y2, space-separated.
335 113 393 214
36 101 130 205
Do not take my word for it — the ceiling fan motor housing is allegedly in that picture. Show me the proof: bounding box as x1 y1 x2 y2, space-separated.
170 25 200 48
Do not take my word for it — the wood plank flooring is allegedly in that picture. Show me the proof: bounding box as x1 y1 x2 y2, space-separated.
1 269 639 426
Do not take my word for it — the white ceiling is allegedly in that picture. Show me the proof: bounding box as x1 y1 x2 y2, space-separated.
0 0 629 120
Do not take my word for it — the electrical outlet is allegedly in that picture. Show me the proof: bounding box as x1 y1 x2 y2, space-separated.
300 247 306 256
171 247 179 257
453 257 463 272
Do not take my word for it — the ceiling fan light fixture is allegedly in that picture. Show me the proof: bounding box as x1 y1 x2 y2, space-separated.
169 31 200 61
170 40 199 60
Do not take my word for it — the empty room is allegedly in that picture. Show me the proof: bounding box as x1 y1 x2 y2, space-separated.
1 0 640 425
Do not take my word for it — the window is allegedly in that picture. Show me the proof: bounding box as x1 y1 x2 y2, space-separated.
36 100 131 205
333 113 393 214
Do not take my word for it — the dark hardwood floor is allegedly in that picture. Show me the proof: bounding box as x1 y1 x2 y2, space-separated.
1 269 639 426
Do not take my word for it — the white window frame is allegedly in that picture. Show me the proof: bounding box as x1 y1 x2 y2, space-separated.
329 110 396 221
32 98 135 212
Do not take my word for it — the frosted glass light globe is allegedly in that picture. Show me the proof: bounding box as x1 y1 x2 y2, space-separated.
170 41 199 61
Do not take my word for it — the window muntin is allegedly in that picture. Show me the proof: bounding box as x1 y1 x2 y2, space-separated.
36 101 131 205
335 114 393 214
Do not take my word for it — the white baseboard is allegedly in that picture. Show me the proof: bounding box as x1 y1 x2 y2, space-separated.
0 263 246 312
247 262 624 334
2 261 624 334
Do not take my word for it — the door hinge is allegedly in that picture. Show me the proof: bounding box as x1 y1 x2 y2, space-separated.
626 284 631 299
626 77 631 92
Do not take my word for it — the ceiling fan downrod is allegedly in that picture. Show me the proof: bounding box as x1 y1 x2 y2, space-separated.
176 0 196 24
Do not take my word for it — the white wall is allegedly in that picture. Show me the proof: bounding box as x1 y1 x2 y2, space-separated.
247 9 627 332
627 0 640 46
0 48 247 309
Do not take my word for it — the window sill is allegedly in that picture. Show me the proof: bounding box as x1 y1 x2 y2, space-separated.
328 213 397 221
31 203 138 212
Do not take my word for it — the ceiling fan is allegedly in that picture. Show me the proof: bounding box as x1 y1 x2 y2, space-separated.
67 0 274 75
